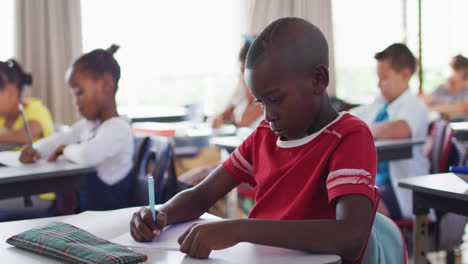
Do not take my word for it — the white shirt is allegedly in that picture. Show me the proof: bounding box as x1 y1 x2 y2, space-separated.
350 89 430 219
34 116 134 186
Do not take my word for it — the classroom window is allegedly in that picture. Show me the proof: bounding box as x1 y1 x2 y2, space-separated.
333 0 468 103
413 0 468 94
332 0 406 104
81 0 243 116
0 1 14 60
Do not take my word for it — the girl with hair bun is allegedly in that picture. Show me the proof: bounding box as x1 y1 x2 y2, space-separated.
0 59 53 146
20 44 134 212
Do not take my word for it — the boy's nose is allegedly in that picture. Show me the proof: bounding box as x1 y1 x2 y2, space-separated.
264 108 278 122
74 97 82 108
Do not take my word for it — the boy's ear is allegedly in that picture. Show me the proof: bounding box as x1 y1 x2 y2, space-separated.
400 67 413 81
312 64 329 94
101 74 115 94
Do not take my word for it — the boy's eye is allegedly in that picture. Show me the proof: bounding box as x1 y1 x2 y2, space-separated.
268 96 282 103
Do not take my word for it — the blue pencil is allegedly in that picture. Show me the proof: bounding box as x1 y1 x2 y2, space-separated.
148 175 156 221
18 104 33 145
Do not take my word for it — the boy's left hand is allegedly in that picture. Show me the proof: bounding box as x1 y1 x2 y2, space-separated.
178 220 240 259
48 145 66 162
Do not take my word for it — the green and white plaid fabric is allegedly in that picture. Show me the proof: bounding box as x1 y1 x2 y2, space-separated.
6 222 147 264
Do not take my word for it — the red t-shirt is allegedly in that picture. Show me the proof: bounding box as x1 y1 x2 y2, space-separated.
223 112 377 220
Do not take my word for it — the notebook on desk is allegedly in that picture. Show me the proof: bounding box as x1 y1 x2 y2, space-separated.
111 216 217 250
0 151 22 167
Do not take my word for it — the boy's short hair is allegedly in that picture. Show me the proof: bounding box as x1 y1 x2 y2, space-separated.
374 43 416 75
239 35 256 62
450 55 468 79
246 17 328 70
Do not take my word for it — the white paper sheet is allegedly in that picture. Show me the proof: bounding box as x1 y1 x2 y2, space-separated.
111 218 216 250
0 151 23 167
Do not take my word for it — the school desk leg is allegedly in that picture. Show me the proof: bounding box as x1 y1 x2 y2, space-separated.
413 211 430 264
226 188 238 219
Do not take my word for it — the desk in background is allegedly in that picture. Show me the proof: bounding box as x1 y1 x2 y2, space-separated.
0 144 20 152
398 173 468 264
447 113 468 123
374 138 426 162
134 122 236 157
119 105 189 123
0 161 95 200
0 206 341 264
451 122 468 142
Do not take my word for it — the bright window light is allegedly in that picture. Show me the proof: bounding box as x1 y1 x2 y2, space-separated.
81 0 243 115
332 0 405 104
333 0 468 103
0 1 14 60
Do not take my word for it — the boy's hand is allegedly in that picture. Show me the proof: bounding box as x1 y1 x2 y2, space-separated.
377 200 391 218
48 144 66 162
130 207 168 242
19 145 41 163
211 116 223 129
178 220 240 259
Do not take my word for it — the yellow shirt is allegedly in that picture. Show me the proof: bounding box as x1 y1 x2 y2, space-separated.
0 98 55 200
0 98 54 140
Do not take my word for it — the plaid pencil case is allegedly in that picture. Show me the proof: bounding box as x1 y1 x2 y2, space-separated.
6 221 147 264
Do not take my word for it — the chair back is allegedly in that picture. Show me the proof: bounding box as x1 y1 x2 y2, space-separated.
356 186 384 263
426 120 458 173
362 213 409 264
127 135 179 206
361 185 408 264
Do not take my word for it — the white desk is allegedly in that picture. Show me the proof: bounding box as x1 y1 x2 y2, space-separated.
134 122 236 157
0 160 96 199
374 138 426 162
120 105 189 123
398 173 468 264
451 121 468 142
0 207 341 264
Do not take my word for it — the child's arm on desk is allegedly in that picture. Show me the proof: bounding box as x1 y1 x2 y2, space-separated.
0 120 43 145
130 165 372 262
177 194 373 261
370 120 411 139
130 165 240 240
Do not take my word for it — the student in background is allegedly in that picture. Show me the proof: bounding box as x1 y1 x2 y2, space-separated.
425 54 468 116
178 35 263 187
210 34 264 129
350 43 430 220
0 59 53 146
131 17 377 263
19 45 134 212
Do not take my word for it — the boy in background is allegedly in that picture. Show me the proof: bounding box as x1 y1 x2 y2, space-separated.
425 54 468 116
351 43 430 220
